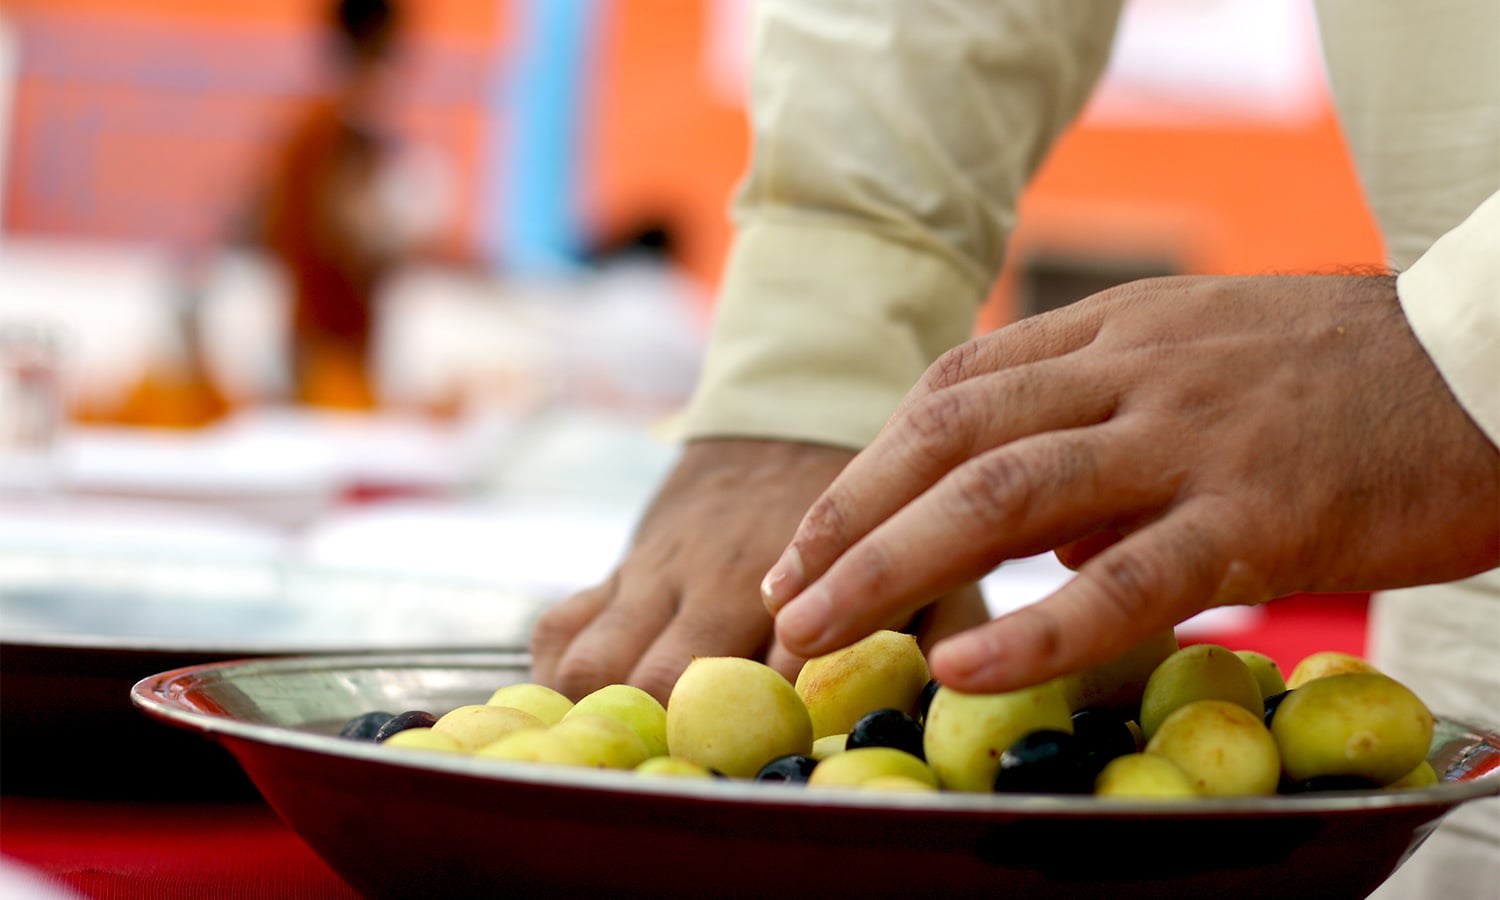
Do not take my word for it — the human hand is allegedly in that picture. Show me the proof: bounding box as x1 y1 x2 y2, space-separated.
761 274 1500 694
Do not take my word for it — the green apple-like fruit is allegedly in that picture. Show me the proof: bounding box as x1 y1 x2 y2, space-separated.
1138 644 1264 740
811 733 848 761
432 704 546 752
807 747 938 788
549 713 651 770
382 727 464 754
487 683 575 726
474 727 588 766
635 756 716 779
1093 753 1197 799
1235 650 1288 699
1285 651 1379 690
564 683 669 758
795 630 930 739
1058 629 1179 712
1385 760 1439 791
1271 672 1434 785
1145 700 1280 796
667 656 813 778
860 774 939 793
922 681 1073 792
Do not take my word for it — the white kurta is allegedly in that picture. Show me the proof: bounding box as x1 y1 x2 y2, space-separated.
678 2 1499 895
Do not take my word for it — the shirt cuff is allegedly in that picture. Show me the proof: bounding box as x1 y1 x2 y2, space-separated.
668 218 985 449
1395 190 1500 448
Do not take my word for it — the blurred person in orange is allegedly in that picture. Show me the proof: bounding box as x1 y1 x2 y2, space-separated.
257 0 434 411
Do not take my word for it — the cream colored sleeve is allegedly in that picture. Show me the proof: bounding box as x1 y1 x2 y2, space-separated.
1395 189 1500 447
674 0 1124 449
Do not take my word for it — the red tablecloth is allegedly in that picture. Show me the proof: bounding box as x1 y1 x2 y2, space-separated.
0 797 358 899
0 593 1369 900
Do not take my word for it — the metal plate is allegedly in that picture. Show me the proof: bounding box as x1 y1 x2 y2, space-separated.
133 653 1500 900
0 549 547 798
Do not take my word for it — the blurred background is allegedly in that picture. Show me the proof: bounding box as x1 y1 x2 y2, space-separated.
0 0 1382 648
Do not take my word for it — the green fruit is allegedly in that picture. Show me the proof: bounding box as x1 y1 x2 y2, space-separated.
795 630 931 739
811 733 848 761
382 727 464 754
1271 673 1435 785
1093 753 1197 799
1235 650 1288 699
860 775 938 793
922 681 1073 793
1138 644 1264 740
1145 699 1280 796
1058 629 1179 712
564 684 669 758
667 657 813 778
487 683 575 726
1285 651 1378 690
548 714 651 769
474 727 589 766
432 704 546 752
635 756 716 779
1385 760 1439 791
808 747 938 788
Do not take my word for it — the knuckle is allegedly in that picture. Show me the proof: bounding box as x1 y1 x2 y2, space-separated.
1094 550 1160 620
925 341 983 393
953 451 1032 530
799 492 854 552
844 541 898 598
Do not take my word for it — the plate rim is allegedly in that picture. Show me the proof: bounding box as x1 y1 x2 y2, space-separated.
129 651 1500 818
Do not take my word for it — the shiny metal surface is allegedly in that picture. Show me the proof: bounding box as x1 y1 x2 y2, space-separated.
0 549 548 798
134 654 1500 900
0 549 544 653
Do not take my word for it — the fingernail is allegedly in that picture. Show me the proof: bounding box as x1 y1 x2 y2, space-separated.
760 546 805 613
930 635 989 680
775 586 831 649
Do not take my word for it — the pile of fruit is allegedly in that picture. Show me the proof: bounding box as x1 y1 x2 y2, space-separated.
339 629 1440 798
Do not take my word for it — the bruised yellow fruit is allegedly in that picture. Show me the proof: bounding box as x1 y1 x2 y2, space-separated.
383 727 464 754
635 756 716 779
1285 651 1379 690
564 684 669 758
486 683 575 726
1145 700 1280 796
549 713 651 770
1271 672 1435 785
667 657 813 778
1093 753 1197 800
432 704 545 752
1058 629 1179 712
474 727 588 766
1235 650 1288 699
1138 644 1264 740
795 630 930 739
922 681 1073 792
808 747 938 789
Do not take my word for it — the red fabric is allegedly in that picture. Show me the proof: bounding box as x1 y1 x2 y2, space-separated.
1181 591 1370 671
0 797 358 899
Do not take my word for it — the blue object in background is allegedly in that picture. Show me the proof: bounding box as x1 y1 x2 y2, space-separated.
481 0 601 277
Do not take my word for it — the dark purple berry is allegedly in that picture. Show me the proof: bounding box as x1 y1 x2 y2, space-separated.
916 680 940 724
373 710 437 742
992 729 1094 795
846 708 925 760
1280 773 1383 795
339 710 395 741
1263 690 1294 728
755 755 819 784
1069 707 1139 774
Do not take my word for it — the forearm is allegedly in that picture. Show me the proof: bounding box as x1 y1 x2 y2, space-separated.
677 0 1125 448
